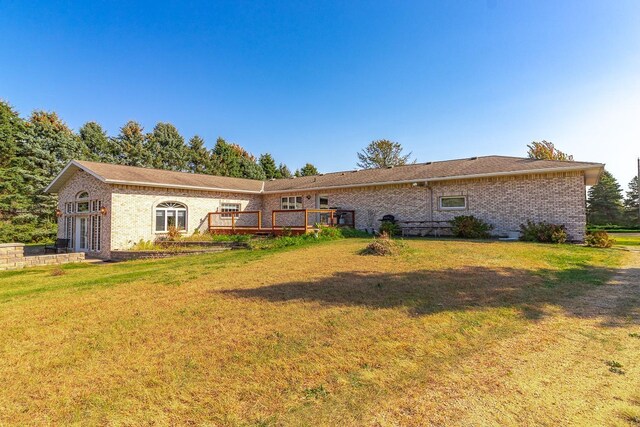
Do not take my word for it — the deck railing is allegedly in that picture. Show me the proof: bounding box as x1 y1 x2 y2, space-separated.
208 210 262 233
208 209 355 234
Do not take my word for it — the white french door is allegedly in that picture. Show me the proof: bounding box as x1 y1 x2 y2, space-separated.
75 217 89 252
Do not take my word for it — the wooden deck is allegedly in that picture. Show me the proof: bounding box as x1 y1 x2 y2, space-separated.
208 209 355 236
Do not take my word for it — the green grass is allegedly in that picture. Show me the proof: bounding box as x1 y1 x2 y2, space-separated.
0 239 635 425
614 235 640 247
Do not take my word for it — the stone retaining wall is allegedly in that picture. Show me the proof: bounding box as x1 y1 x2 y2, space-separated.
0 243 85 271
110 247 231 261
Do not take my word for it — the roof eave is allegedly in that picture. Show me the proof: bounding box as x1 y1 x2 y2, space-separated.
105 179 262 194
263 164 605 194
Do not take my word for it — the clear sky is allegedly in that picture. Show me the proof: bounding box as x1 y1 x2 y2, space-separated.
1 1 639 188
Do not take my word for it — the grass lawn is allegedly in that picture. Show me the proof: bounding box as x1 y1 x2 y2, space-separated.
1 239 639 425
613 233 640 247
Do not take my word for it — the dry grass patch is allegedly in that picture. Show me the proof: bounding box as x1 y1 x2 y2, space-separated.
0 239 637 425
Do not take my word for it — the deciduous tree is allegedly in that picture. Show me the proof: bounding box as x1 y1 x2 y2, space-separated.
526 140 573 161
357 139 413 169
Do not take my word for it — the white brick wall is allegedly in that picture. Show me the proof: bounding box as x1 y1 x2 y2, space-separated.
109 185 262 251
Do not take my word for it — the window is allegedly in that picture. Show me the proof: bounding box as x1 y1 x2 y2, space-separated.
220 203 241 218
76 191 89 213
155 202 187 232
319 196 329 209
281 196 303 210
440 196 467 210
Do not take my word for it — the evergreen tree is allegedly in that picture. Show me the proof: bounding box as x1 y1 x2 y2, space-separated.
278 163 292 179
357 139 414 169
79 121 120 163
526 140 573 161
146 122 188 171
187 135 212 174
210 138 265 179
297 163 319 177
587 170 624 225
115 121 149 167
0 101 26 219
259 153 279 179
624 175 639 226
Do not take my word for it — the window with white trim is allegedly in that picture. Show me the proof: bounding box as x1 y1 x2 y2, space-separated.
155 202 187 232
220 203 241 218
281 196 303 210
439 196 467 210
76 191 89 213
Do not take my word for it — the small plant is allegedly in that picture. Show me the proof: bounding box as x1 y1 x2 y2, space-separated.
50 267 65 276
303 385 328 399
360 233 404 256
629 332 640 339
585 231 615 248
605 360 625 375
519 220 567 243
281 226 293 237
379 220 400 236
166 225 181 241
131 240 163 251
449 215 493 239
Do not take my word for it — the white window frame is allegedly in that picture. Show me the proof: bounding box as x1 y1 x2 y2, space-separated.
155 202 188 233
439 196 467 210
220 202 241 219
281 196 303 210
75 191 90 213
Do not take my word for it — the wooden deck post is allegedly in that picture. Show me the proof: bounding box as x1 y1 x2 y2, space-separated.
304 209 308 231
272 210 276 232
207 213 211 231
258 210 262 230
231 213 235 232
330 210 334 226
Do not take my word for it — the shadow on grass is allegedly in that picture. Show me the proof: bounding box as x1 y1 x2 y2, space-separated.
221 265 640 325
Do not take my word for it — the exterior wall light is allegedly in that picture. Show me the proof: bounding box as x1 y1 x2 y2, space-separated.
100 206 108 216
55 209 63 217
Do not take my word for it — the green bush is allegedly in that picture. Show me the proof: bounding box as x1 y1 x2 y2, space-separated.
379 221 400 236
519 220 567 243
584 231 615 248
449 215 493 239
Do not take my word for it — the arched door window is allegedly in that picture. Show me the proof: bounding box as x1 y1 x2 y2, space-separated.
76 191 90 213
155 202 187 232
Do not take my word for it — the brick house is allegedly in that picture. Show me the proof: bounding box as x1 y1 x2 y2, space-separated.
45 156 603 259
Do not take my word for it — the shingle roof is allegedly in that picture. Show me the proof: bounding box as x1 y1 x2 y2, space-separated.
263 156 604 192
45 156 604 194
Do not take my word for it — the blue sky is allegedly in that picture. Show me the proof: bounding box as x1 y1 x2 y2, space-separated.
1 1 639 188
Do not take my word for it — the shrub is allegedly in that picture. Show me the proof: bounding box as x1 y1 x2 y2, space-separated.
449 215 493 239
360 233 404 256
585 231 615 248
166 226 181 241
338 227 370 238
379 221 400 236
519 220 567 243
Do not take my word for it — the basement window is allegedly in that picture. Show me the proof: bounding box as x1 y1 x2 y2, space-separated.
220 203 241 219
439 196 467 210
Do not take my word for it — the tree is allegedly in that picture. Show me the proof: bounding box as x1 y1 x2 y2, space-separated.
278 163 292 179
114 121 149 167
186 135 212 174
623 175 639 226
587 170 624 225
79 121 120 163
259 153 279 179
146 122 188 171
296 163 319 177
526 140 573 161
357 139 414 169
0 101 26 219
210 138 265 180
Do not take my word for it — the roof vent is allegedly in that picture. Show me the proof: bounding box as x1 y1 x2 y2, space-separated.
425 161 432 165
269 178 276 181
469 156 478 160
387 165 394 169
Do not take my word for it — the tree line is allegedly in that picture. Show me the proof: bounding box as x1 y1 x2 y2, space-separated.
0 101 318 242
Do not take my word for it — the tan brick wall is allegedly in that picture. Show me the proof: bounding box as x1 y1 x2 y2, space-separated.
57 171 112 259
0 243 85 271
110 185 262 250
262 171 586 240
